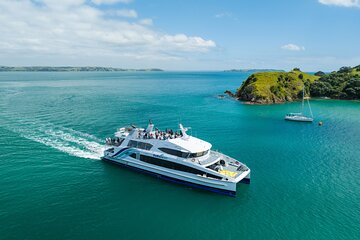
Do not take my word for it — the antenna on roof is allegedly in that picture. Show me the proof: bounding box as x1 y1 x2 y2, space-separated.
179 123 189 140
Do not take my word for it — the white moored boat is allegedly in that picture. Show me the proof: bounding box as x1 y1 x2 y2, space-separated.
285 85 314 122
101 121 250 196
285 113 313 122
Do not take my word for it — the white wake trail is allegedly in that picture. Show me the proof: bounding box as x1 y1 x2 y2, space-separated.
2 118 107 160
28 135 104 160
44 129 106 159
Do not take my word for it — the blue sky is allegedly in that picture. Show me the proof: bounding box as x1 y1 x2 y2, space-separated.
0 0 359 71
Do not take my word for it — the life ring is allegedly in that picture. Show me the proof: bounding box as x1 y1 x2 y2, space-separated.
191 158 195 162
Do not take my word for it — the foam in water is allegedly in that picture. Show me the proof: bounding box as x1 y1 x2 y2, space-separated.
1 117 106 160
35 129 106 160
29 135 104 159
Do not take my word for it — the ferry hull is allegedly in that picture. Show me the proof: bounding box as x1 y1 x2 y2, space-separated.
240 172 251 184
101 157 237 197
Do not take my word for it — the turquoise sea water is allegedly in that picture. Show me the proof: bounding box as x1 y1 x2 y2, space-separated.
0 72 359 240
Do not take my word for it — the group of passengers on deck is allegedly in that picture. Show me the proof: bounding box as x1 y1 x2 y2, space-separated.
139 128 183 140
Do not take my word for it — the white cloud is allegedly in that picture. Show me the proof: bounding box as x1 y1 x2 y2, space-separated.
139 18 153 26
0 0 215 65
214 12 238 20
92 0 132 5
160 34 215 52
113 9 138 18
318 0 360 7
281 44 305 51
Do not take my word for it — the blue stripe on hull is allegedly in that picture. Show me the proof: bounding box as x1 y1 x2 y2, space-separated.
101 157 236 197
112 147 129 157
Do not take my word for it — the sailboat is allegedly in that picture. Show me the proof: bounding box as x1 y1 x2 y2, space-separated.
285 85 314 122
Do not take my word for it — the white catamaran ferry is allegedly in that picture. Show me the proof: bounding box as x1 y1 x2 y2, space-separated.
101 121 250 196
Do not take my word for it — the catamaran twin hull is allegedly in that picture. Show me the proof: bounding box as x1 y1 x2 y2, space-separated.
102 123 250 196
102 153 250 196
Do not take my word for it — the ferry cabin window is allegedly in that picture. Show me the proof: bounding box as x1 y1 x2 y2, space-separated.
158 148 189 158
189 150 209 158
128 140 152 150
159 148 209 158
139 154 222 180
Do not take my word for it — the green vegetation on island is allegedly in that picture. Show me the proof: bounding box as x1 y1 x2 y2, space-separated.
0 66 163 72
310 66 360 100
233 65 360 104
224 69 284 73
235 69 319 104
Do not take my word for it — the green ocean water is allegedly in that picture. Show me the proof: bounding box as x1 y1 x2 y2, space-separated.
0 72 359 240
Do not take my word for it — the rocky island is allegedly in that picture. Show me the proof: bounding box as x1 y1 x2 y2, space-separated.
228 66 360 104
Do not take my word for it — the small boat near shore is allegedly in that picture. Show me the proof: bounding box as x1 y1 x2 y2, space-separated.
285 85 314 122
285 113 313 122
102 121 250 196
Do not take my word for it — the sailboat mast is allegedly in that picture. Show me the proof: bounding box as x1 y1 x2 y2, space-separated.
307 98 313 118
304 83 314 118
301 84 305 114
306 85 314 118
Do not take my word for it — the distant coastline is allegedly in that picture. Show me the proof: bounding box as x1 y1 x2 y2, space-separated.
0 66 164 72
